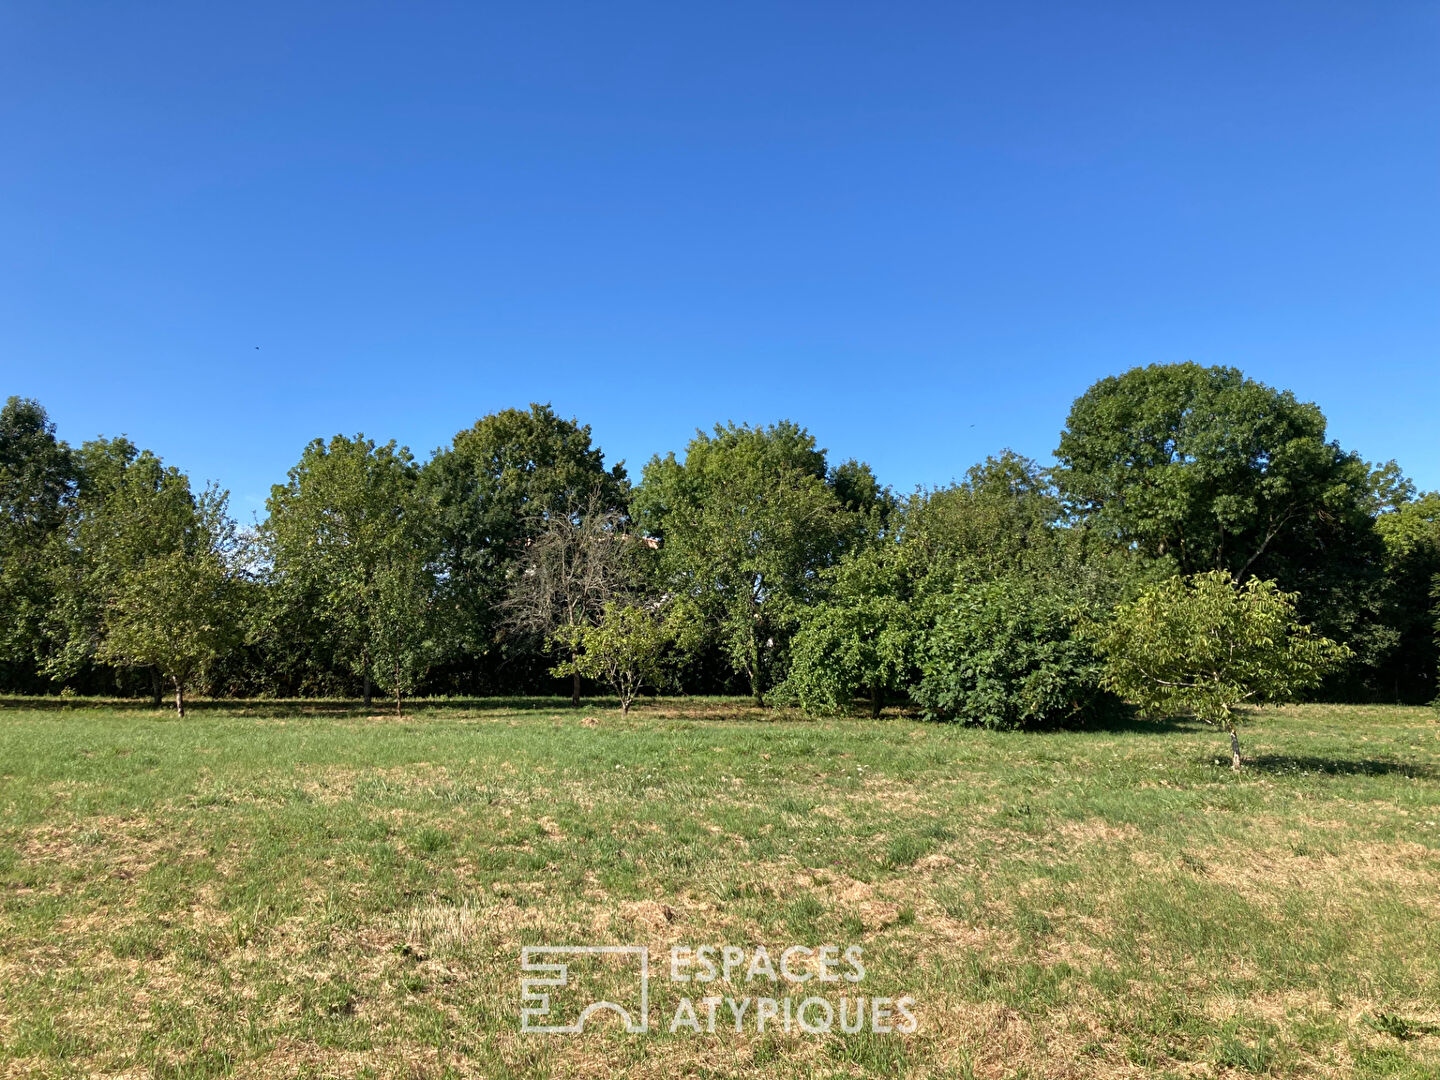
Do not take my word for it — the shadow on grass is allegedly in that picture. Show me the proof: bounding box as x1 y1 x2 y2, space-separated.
0 695 585 719
1245 754 1437 780
1068 707 1199 735
0 694 782 723
0 694 836 725
968 701 1198 735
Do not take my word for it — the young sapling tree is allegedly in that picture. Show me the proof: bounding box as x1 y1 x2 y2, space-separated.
1097 571 1349 768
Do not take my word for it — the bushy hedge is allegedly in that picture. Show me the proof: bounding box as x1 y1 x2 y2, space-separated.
913 577 1117 729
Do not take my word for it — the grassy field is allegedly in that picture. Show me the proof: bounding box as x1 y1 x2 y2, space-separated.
0 698 1438 1079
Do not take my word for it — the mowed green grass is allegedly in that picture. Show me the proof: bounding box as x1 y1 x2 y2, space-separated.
1 699 1438 1079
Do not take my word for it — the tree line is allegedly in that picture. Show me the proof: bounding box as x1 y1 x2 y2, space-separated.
1 363 1437 732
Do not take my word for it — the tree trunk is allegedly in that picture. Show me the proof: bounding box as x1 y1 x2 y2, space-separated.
396 687 402 716
571 667 581 709
362 647 372 706
1229 727 1242 771
750 630 765 707
174 678 185 719
870 684 883 720
150 667 163 708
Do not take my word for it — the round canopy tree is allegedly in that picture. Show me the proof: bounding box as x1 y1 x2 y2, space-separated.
1055 363 1386 677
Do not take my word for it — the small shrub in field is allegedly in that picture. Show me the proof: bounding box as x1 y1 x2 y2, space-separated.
913 576 1117 729
550 602 673 715
1095 571 1349 768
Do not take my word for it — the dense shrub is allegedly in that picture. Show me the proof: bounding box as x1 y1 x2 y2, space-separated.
774 592 916 716
913 576 1116 728
773 544 917 717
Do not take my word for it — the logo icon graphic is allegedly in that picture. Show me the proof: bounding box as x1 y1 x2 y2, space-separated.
520 946 650 1033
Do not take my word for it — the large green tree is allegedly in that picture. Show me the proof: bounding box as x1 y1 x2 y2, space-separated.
45 438 204 700
0 398 77 685
264 435 438 706
95 485 243 716
422 404 628 684
632 422 869 704
1055 363 1388 674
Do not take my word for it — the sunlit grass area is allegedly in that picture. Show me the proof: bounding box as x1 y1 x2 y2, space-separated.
1 699 1437 1078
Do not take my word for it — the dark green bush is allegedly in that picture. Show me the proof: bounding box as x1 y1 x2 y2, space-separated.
913 576 1116 728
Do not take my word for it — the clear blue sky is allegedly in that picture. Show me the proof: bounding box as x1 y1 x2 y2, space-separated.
2 2 1436 518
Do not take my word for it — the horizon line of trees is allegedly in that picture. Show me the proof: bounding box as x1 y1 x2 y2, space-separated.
2 362 1437 724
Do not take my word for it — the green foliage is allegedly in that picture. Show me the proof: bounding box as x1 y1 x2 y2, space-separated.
1 364 1434 710
776 543 918 716
1056 364 1361 574
422 404 628 664
549 603 673 714
0 398 76 676
1096 571 1350 763
44 438 210 690
26 429 249 714
900 451 1068 591
94 487 243 714
1373 491 1440 701
0 398 74 543
369 536 441 714
263 435 439 707
633 421 862 704
913 575 1115 729
828 457 896 523
1055 363 1388 675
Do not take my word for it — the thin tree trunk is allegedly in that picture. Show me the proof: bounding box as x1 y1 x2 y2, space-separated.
150 667 163 708
751 630 765 707
571 667 581 708
396 687 402 716
363 646 372 706
870 684 883 720
1229 727 1242 770
174 678 185 718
